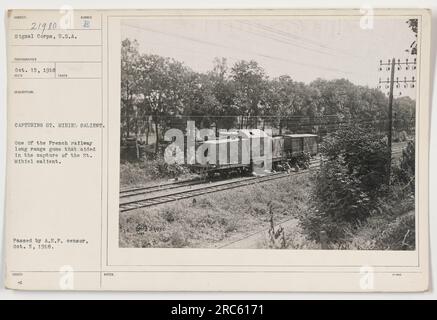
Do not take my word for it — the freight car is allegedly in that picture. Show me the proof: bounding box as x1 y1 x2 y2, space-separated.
272 134 318 171
189 130 318 178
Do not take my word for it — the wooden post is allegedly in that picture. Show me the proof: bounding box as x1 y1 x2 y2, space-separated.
387 57 396 185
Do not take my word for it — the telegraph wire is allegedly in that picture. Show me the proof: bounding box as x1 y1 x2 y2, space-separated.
123 23 368 78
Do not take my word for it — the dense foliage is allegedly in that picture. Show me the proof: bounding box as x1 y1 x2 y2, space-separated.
393 140 415 192
300 124 415 247
321 125 390 192
301 125 390 241
121 38 415 155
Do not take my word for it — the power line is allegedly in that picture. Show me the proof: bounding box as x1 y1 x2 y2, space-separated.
239 21 368 61
124 22 367 78
236 21 339 58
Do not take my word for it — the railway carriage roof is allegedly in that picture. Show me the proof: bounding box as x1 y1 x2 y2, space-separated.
239 129 269 138
201 138 246 145
284 134 318 138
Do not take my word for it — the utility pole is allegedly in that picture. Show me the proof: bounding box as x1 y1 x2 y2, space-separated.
378 58 416 185
387 58 395 184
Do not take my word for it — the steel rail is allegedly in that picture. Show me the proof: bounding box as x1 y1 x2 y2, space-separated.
120 148 406 212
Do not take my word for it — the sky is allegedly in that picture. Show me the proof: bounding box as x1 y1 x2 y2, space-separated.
121 16 418 99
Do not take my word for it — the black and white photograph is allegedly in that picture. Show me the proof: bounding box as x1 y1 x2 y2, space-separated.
1 4 434 294
119 16 418 250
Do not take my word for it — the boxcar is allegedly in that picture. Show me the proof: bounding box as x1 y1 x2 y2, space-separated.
283 134 318 156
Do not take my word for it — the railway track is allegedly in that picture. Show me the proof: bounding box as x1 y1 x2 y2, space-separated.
120 161 320 213
120 146 407 213
120 178 208 198
120 157 321 199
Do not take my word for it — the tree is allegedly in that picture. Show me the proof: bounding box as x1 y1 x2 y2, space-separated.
231 60 268 128
180 71 219 130
137 54 189 153
121 39 141 139
208 58 238 131
120 39 414 157
393 96 415 136
267 76 306 134
406 19 418 55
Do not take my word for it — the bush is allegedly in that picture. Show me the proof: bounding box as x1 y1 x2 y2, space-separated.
321 125 390 192
161 207 179 223
120 154 190 187
147 153 189 179
301 125 390 242
373 213 415 250
392 140 415 192
289 152 311 170
119 161 151 186
300 159 375 241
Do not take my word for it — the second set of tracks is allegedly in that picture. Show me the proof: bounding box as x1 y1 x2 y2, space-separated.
119 158 320 213
120 146 407 213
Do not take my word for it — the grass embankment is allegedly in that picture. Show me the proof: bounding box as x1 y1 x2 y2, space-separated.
120 163 415 250
335 188 415 250
120 159 194 188
119 173 313 248
342 211 415 250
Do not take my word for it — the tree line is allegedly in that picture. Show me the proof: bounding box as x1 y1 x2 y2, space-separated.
121 38 416 153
